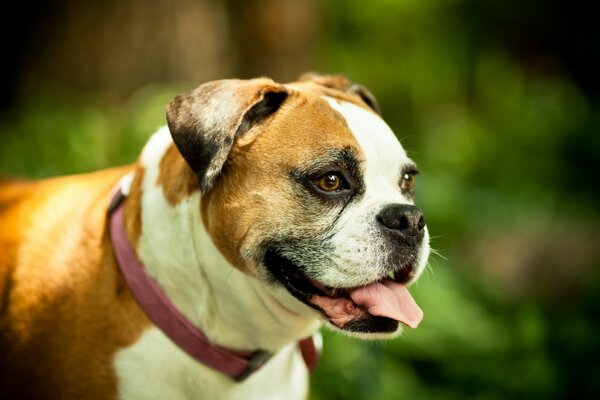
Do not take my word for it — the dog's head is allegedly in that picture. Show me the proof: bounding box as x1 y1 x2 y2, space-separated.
166 74 429 338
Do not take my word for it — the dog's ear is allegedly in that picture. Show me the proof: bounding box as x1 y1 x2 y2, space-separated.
299 73 381 115
166 78 288 193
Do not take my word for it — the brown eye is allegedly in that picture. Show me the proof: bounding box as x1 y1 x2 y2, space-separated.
316 174 343 192
401 173 416 192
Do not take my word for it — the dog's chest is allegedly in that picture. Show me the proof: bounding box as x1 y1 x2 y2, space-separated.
114 328 309 400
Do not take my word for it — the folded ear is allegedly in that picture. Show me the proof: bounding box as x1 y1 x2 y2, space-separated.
299 73 381 115
166 78 288 193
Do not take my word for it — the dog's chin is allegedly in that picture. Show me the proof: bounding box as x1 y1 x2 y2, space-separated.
324 317 403 340
263 248 422 339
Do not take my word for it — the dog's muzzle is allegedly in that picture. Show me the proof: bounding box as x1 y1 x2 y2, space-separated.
264 204 427 335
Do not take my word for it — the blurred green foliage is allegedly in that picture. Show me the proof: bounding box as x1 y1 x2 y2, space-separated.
0 84 182 176
312 1 600 399
1 0 599 399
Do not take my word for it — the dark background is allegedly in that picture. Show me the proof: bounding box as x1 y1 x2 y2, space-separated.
1 1 599 398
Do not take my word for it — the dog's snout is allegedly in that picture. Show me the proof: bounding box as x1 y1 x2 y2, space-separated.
377 204 425 237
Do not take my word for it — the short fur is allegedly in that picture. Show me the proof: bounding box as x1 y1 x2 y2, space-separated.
0 74 429 399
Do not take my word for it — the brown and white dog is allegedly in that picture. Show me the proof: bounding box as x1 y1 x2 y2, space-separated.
0 74 429 399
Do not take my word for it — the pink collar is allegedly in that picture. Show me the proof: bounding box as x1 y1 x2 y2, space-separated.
107 186 319 381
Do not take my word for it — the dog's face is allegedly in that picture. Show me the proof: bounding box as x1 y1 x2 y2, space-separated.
166 75 429 338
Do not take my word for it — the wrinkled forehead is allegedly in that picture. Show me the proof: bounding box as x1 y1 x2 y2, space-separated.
246 88 410 197
323 97 411 195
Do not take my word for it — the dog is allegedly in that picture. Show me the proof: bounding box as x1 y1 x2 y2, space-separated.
0 73 430 399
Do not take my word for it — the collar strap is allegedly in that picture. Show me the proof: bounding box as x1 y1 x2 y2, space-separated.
107 185 319 381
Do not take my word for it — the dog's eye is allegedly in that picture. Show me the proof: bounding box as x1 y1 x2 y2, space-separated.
401 173 416 193
315 173 344 192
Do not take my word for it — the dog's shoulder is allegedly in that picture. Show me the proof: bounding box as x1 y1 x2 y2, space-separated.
0 165 136 320
0 165 151 398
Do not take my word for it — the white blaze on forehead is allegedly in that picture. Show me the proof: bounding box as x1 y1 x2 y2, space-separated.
317 97 430 291
324 98 411 203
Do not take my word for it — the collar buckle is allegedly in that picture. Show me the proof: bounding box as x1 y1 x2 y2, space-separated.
234 350 272 382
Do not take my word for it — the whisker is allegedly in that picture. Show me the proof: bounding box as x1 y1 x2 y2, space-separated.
428 247 447 261
427 235 444 241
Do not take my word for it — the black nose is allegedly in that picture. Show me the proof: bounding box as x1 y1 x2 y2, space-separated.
376 204 426 237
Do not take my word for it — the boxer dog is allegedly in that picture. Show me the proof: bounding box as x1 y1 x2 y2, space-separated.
0 74 429 399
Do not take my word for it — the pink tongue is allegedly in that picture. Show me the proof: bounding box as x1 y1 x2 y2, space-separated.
349 281 423 328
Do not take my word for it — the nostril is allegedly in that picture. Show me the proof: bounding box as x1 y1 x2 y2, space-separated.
398 215 409 230
417 215 425 231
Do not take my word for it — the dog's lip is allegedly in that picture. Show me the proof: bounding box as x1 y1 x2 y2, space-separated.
264 249 422 330
310 263 415 297
305 266 423 329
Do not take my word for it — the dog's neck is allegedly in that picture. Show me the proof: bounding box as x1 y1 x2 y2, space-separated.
122 128 320 353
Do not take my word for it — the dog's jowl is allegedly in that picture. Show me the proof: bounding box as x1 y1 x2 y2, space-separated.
0 74 430 399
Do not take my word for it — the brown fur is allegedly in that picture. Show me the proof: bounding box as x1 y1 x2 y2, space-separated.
124 166 145 249
202 90 365 273
0 75 376 398
291 79 378 114
0 166 151 399
156 144 199 206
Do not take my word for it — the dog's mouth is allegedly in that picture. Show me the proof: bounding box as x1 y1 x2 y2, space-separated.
264 249 423 333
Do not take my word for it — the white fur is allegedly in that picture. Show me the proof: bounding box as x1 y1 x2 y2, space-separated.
115 329 308 400
114 127 318 399
320 99 430 287
118 173 134 196
114 98 430 397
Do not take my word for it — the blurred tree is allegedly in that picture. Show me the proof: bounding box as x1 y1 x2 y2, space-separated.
0 0 318 104
224 0 318 80
18 0 233 99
